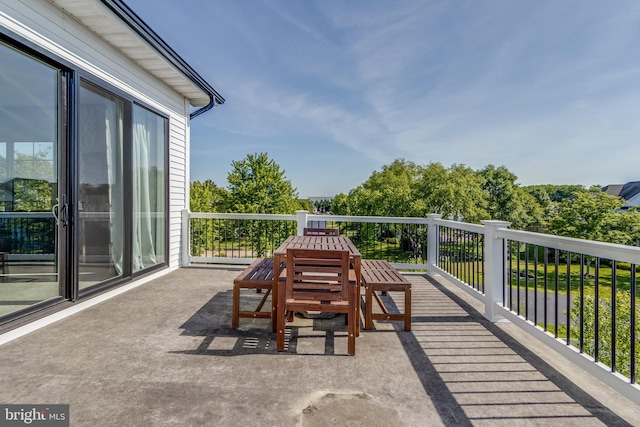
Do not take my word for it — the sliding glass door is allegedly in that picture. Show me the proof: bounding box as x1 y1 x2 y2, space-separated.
77 81 125 290
0 41 65 316
0 37 169 324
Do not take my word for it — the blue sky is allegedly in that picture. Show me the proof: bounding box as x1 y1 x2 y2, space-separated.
126 0 640 198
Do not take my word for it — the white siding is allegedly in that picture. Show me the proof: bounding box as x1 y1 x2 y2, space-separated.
0 0 195 270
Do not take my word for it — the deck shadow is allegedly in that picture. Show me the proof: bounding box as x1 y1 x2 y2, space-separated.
399 274 632 427
172 290 353 356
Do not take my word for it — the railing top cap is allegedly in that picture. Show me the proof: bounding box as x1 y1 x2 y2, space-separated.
480 220 512 227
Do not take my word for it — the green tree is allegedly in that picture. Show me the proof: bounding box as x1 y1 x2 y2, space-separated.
297 199 314 212
527 184 586 202
570 291 639 381
313 199 332 213
227 153 299 214
188 180 228 256
190 180 228 212
5 148 55 212
524 186 554 226
330 193 349 215
548 189 639 244
418 163 488 223
479 164 543 229
345 159 423 217
225 153 299 256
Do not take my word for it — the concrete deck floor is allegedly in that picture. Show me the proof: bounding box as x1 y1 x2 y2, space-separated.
0 266 639 426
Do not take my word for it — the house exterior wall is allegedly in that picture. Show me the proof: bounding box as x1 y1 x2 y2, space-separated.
0 0 191 270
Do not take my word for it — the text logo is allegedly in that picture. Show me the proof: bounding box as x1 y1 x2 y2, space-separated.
0 405 69 427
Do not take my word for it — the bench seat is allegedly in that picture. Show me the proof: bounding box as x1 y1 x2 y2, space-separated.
361 260 411 331
232 258 275 329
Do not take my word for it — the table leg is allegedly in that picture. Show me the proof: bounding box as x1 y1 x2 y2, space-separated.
354 257 361 337
272 254 282 334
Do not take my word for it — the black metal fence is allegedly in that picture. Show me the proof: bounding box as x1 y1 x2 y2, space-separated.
0 213 55 254
437 224 484 292
187 213 429 267
505 238 640 384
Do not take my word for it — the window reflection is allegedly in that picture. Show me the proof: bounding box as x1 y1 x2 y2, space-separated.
0 41 60 316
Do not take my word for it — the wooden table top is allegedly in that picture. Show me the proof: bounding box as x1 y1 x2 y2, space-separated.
274 235 361 258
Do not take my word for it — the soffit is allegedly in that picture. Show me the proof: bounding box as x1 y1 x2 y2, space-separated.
47 0 211 106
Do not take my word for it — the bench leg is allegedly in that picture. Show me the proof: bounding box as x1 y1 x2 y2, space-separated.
404 287 412 332
232 285 240 329
364 284 373 330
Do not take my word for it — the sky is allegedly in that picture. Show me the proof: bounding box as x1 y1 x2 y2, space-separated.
126 0 640 198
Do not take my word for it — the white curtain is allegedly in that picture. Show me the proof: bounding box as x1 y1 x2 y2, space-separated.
105 101 123 276
132 106 164 271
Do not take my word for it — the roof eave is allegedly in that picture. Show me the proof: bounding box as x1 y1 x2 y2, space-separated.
48 0 224 117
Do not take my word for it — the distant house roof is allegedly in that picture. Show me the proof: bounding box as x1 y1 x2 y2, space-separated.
602 181 640 208
603 184 625 197
49 0 224 118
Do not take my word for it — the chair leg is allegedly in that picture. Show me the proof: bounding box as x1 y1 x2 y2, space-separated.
271 282 277 333
231 285 240 329
347 284 357 356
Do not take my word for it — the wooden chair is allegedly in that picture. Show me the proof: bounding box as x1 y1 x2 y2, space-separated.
232 258 276 329
303 227 339 236
276 248 358 355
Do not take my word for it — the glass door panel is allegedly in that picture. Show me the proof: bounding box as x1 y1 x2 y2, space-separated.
132 105 166 272
77 81 125 289
0 42 61 316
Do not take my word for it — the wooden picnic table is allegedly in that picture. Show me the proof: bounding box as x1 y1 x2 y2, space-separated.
272 235 362 334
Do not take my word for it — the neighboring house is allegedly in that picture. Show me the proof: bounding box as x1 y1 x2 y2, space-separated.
0 0 223 327
603 181 640 210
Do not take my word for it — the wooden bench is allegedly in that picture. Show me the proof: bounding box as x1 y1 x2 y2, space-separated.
232 258 276 329
361 260 411 331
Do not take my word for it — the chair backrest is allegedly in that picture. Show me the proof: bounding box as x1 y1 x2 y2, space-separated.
303 227 339 236
285 248 350 303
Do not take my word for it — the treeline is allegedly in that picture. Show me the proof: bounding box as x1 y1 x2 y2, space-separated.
191 154 640 246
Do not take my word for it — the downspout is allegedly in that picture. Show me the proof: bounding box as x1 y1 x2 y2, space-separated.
190 94 217 120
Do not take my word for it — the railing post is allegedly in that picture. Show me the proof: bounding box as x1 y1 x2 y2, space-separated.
181 209 191 267
296 210 309 236
426 214 442 276
480 220 511 322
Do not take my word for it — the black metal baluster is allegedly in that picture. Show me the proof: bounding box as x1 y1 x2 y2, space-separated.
566 252 572 346
525 243 529 319
594 258 600 363
611 261 617 373
544 247 548 332
534 245 538 326
554 249 560 339
471 232 476 288
630 264 636 383
517 242 521 315
580 254 585 353
480 234 485 293
508 240 514 310
457 228 461 281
